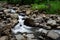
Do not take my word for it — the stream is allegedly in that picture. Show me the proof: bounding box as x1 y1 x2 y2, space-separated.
12 13 60 34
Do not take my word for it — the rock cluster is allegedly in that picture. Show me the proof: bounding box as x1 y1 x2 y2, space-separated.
0 7 18 40
0 2 60 40
24 14 60 29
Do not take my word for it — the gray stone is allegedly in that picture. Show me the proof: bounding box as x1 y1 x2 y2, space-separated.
47 19 56 25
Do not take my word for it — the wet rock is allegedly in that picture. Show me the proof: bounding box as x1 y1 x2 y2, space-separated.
10 14 18 19
33 10 39 15
24 18 41 27
30 14 36 19
12 7 18 10
9 36 17 40
26 9 31 15
47 19 57 29
19 13 26 16
4 9 16 13
58 17 60 20
28 14 60 29
24 18 35 27
57 26 60 28
42 17 49 22
0 12 3 15
10 9 16 13
56 20 60 24
0 36 8 40
4 9 11 13
16 4 20 7
40 23 51 29
47 19 56 25
34 18 43 24
0 9 4 12
22 10 26 13
15 34 23 40
49 15 58 20
35 23 39 26
0 10 18 37
46 24 58 29
24 5 31 8
10 38 17 40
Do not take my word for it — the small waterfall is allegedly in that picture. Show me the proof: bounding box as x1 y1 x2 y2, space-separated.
12 13 60 34
12 14 35 34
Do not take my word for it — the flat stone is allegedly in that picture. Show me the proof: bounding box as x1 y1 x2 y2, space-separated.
4 9 11 13
0 36 8 40
47 19 56 25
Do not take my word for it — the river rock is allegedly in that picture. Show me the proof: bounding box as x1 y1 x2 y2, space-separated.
26 9 31 15
24 18 41 27
12 7 18 10
57 26 60 28
24 5 31 8
56 20 60 24
47 19 56 25
4 9 11 13
16 4 19 7
0 7 4 12
0 36 8 40
24 18 35 27
0 9 18 37
50 16 57 20
33 10 39 14
10 9 16 13
22 10 26 13
10 14 18 19
58 17 60 20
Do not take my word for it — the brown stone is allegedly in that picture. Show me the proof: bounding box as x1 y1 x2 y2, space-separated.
4 9 11 13
26 9 32 15
0 36 8 40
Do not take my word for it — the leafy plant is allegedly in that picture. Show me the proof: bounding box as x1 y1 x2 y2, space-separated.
46 1 60 14
31 4 48 10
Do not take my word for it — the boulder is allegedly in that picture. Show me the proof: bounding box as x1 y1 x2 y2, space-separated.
47 19 56 25
24 18 35 27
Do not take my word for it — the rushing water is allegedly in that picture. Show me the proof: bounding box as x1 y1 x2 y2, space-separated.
12 14 37 34
12 13 60 34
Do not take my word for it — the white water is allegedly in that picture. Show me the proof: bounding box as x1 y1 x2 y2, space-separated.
12 15 36 34
12 14 60 34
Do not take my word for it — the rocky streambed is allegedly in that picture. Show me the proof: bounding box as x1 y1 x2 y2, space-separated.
0 3 60 40
12 13 60 40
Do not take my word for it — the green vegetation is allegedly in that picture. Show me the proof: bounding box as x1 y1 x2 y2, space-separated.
0 0 60 14
46 1 60 14
31 1 60 14
31 4 48 10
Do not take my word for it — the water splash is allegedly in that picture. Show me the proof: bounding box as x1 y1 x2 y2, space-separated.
12 14 60 34
12 15 34 34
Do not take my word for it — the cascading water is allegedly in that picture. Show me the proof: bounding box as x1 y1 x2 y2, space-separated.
12 14 37 34
12 13 60 34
